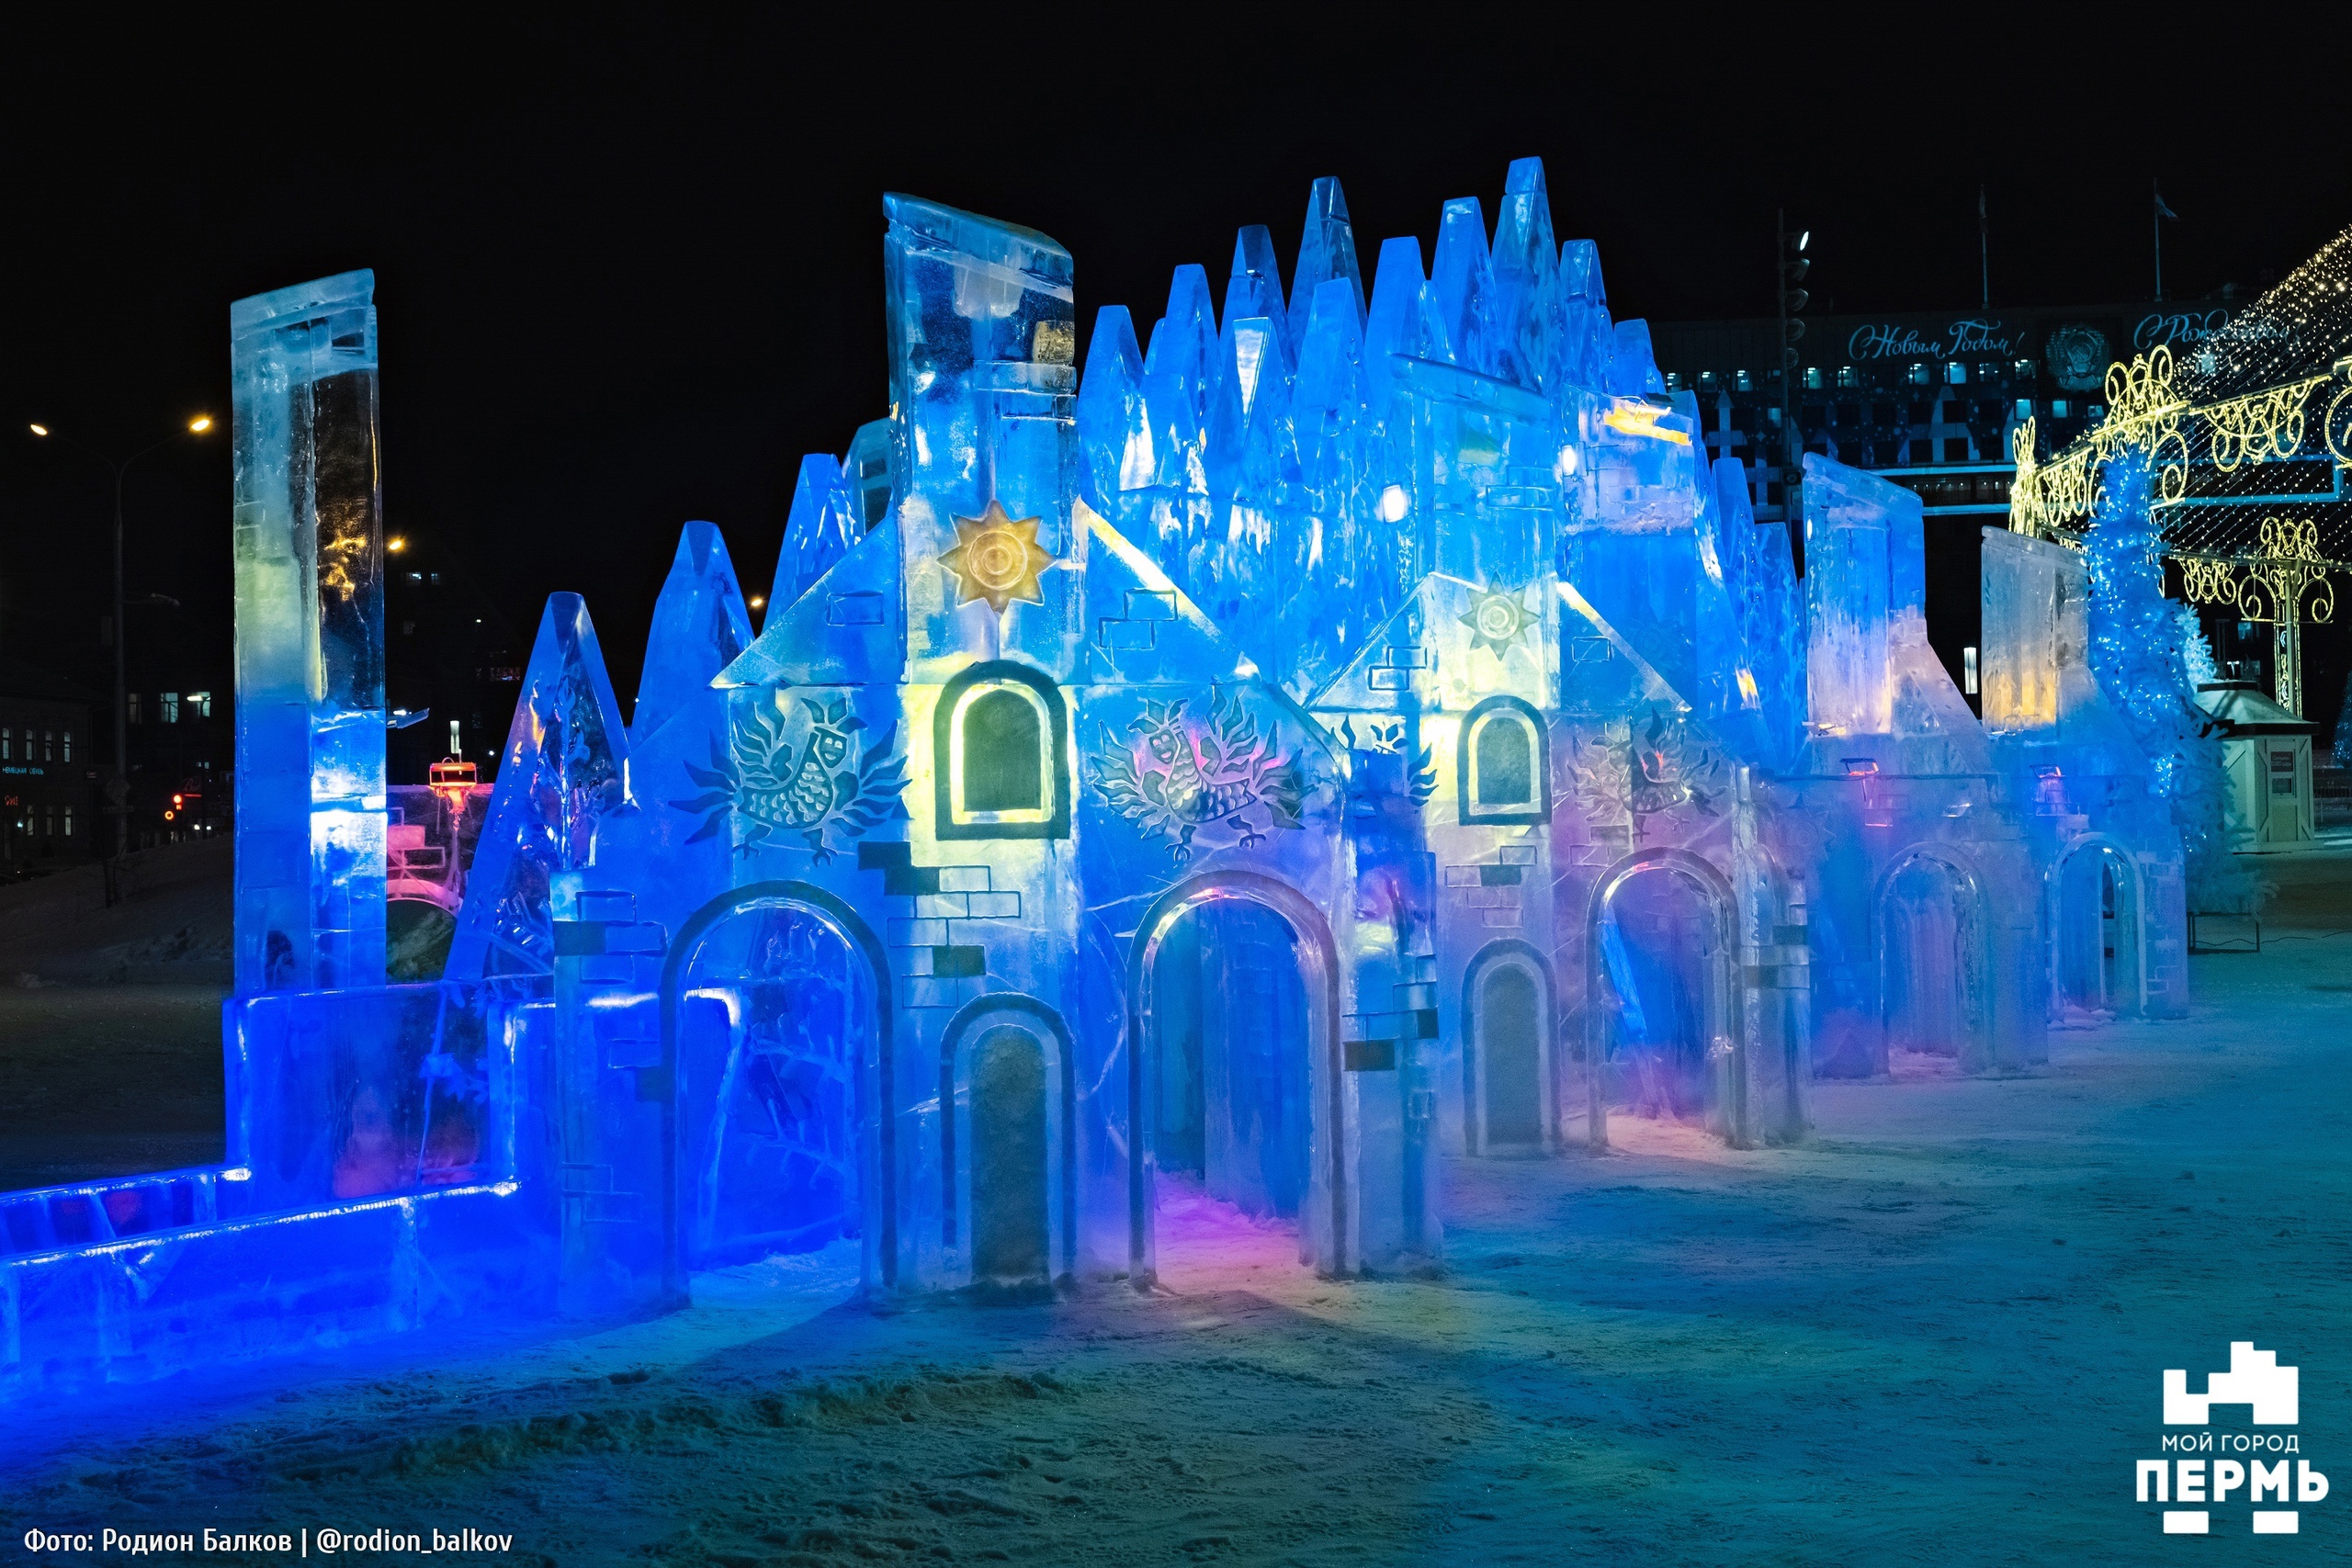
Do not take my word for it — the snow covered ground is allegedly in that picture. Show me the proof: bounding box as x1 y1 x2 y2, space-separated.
8 840 2351 1564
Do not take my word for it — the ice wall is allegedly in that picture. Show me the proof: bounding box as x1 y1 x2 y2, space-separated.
230 271 388 993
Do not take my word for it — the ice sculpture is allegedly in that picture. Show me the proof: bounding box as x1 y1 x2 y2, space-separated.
230 270 389 992
1980 518 2188 1019
631 521 753 743
446 594 633 980
2 159 2203 1405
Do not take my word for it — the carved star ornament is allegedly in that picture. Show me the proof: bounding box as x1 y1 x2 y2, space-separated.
1461 585 1537 657
937 499 1057 615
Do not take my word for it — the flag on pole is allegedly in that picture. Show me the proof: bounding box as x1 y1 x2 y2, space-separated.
2154 185 2180 221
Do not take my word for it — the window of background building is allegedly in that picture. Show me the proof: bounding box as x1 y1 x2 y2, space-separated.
1908 363 1930 386
42 731 53 761
128 694 141 725
2014 359 2033 378
61 730 71 761
1699 370 1719 390
1836 366 1860 388
192 692 211 717
1803 366 1823 389
1945 362 1967 385
1736 369 1754 391
2015 399 2033 419
161 693 179 725
1975 363 2000 382
2052 400 2070 418
2 730 12 761
63 808 73 838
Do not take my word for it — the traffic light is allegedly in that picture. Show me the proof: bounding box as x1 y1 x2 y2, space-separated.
1781 224 1811 368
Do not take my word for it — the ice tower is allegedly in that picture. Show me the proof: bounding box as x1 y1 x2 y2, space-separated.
230 270 390 993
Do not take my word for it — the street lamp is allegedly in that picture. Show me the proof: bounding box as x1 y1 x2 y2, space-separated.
28 416 214 860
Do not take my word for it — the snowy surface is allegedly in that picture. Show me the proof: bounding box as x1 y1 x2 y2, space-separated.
9 841 2351 1563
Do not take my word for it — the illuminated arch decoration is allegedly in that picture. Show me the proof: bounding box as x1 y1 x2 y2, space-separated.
1457 694 1550 826
934 660 1070 840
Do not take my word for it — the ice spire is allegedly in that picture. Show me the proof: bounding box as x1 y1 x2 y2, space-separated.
1141 265 1222 593
1488 157 1561 391
1608 319 1667 395
1430 197 1498 377
1557 238 1613 392
1222 223 1289 355
1288 176 1365 347
776 454 862 610
1286 276 1385 695
1077 304 1153 520
446 594 632 979
630 522 753 745
1363 235 1447 391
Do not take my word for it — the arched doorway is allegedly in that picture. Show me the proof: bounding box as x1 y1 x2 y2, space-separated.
2052 837 2143 1020
1584 852 1740 1147
939 995 1076 1289
1876 848 1989 1074
662 884 889 1282
1127 872 1344 1284
1464 941 1555 1155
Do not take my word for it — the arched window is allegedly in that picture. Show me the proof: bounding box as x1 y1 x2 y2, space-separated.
936 660 1069 840
1459 695 1550 826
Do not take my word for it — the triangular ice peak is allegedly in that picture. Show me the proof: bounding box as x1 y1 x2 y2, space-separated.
446 593 633 979
1143 263 1218 473
632 522 753 746
1288 176 1365 347
1489 156 1561 391
1363 235 1446 393
1431 197 1497 377
776 454 862 613
1223 223 1288 357
1078 304 1152 514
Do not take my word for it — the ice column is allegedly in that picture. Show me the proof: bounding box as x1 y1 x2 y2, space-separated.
1801 456 1904 739
230 271 387 993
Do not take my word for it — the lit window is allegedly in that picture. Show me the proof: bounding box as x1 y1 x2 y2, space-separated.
1945 362 1967 385
1 731 10 761
1836 366 1860 389
2087 403 2106 421
128 694 142 725
2015 399 2032 418
161 693 180 725
1963 646 1980 695
936 662 1069 840
1803 366 1823 389
63 808 73 837
1908 363 1931 386
1664 371 1683 389
1458 696 1551 826
1976 363 1999 383
2052 400 2070 418
1735 369 1754 392
1699 370 1719 390
60 730 70 761
2015 358 2033 377
42 730 54 761
189 692 211 718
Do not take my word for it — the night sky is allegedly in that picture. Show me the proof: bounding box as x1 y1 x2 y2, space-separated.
4 18 2346 709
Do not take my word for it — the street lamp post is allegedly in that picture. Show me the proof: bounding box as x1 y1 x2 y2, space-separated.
28 416 212 863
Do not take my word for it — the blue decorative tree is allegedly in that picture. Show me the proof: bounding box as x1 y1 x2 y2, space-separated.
2083 451 2255 910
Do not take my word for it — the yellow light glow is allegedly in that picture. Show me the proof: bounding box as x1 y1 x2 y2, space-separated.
28 423 48 437
1600 403 1691 446
1736 668 1760 705
748 595 767 610
386 536 408 553
187 416 212 434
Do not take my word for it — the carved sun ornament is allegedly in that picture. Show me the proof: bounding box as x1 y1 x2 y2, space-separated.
938 499 1056 614
1461 586 1537 658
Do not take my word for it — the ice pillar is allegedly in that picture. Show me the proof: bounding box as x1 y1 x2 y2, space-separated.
1801 455 1904 739
230 271 388 993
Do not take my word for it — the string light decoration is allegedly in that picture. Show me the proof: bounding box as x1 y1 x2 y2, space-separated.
2007 223 2352 715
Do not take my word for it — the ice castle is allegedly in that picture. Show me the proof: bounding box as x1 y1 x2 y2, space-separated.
0 161 2188 1397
